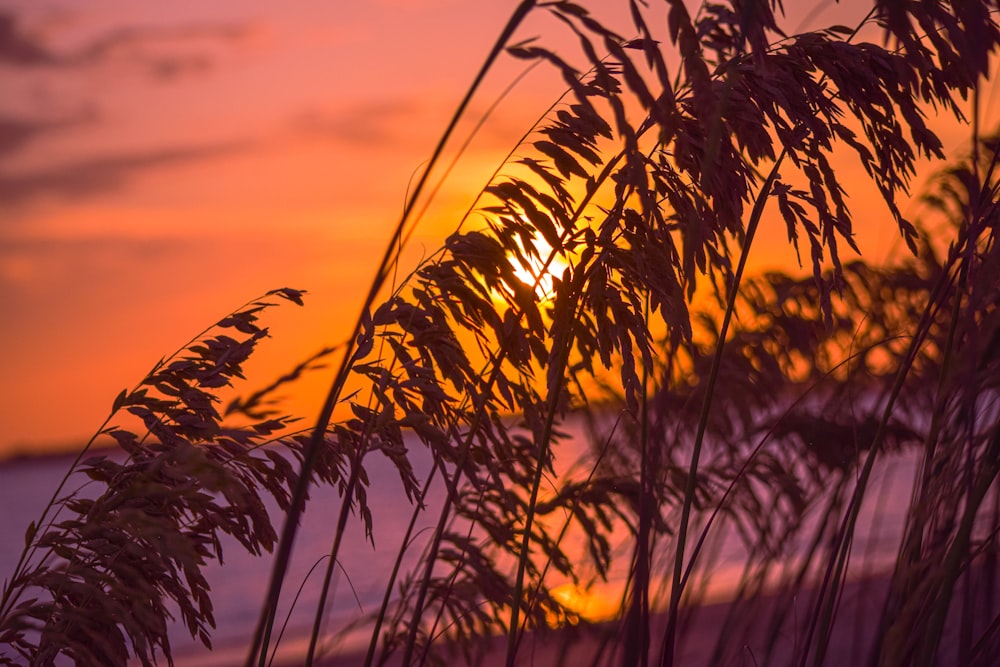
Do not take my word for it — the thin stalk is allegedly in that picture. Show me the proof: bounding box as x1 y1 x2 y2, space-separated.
659 152 784 667
762 486 849 665
624 294 652 667
0 422 107 623
504 274 586 667
800 255 961 667
505 172 659 660
875 163 999 660
364 456 442 667
415 487 486 667
516 412 627 647
915 433 1000 666
245 4 538 664
305 445 369 665
958 395 979 665
396 348 529 667
869 244 968 664
267 555 361 667
914 92 996 665
864 109 1000 667
425 417 629 665
310 231 411 666
395 274 561 664
398 148 625 666
364 53 584 666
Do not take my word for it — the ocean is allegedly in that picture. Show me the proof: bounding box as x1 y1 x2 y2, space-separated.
0 436 920 666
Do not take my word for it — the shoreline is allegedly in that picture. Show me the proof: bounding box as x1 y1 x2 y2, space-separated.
170 565 997 667
162 571 905 666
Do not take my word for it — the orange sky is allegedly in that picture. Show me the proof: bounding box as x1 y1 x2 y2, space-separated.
0 0 994 455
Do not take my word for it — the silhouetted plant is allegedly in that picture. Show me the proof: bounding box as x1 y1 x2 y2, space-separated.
261 2 995 665
0 288 332 666
4 1 1000 667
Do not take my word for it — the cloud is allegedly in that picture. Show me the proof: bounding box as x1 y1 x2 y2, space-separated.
73 22 252 82
0 233 195 284
0 9 251 81
0 11 55 65
0 111 95 159
0 9 255 197
0 141 250 207
291 100 418 147
0 116 53 155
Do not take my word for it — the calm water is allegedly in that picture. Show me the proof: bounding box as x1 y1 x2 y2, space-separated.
0 448 438 665
0 438 919 666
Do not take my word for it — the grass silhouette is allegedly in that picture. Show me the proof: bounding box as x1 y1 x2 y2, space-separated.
3 2 1000 666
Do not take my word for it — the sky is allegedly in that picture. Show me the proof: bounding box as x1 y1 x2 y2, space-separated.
0 0 992 455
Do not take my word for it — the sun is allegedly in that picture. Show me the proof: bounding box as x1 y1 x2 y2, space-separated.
508 236 571 301
546 582 619 626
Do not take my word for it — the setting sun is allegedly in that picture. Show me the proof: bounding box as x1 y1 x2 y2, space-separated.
508 234 571 301
548 582 619 626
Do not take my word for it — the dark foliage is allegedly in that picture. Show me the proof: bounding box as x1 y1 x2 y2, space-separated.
0 289 328 666
5 2 1000 667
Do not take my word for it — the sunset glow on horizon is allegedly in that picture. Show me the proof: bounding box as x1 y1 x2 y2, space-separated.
0 0 993 455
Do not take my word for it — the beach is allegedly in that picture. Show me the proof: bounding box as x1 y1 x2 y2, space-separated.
182 566 997 667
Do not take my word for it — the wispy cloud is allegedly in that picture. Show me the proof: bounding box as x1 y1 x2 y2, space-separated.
0 10 251 81
0 233 196 285
0 8 260 204
0 111 94 159
0 141 251 207
0 12 54 66
291 100 418 147
0 116 57 155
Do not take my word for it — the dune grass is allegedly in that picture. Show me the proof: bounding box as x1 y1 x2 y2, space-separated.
3 2 1000 666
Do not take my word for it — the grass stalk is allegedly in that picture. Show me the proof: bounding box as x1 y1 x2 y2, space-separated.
364 50 584 666
399 146 626 666
244 5 538 665
503 287 582 667
659 153 783 667
623 295 652 667
798 252 961 666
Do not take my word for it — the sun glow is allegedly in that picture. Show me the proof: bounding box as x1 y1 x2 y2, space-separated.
509 236 571 301
547 582 619 626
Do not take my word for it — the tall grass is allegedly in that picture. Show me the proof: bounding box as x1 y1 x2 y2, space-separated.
3 1 1000 666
